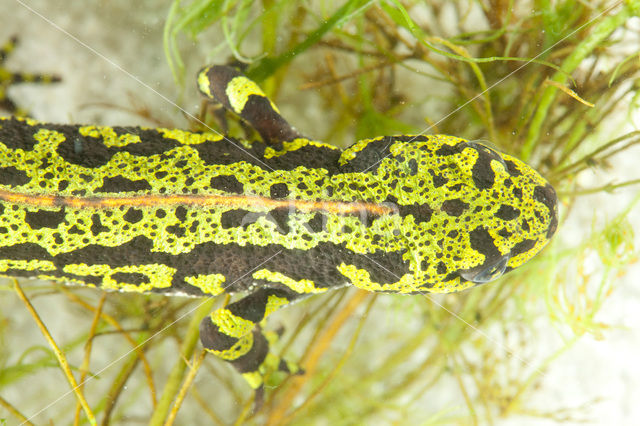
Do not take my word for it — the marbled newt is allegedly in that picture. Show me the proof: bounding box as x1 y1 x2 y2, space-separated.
0 37 558 395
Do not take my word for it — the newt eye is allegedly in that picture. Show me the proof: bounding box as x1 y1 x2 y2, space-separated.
460 254 510 284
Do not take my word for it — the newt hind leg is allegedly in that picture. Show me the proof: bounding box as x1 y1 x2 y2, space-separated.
200 287 304 394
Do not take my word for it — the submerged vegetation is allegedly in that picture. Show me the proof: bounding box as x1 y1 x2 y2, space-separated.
1 0 639 424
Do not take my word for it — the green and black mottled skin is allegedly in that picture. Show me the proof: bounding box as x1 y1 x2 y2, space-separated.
0 51 558 394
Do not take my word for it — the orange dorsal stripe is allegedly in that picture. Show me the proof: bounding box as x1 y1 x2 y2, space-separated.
0 189 394 216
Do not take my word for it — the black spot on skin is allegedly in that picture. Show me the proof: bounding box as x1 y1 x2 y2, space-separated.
24 209 66 230
111 272 150 286
441 199 469 217
495 205 521 221
469 227 501 260
175 206 187 222
498 229 512 238
408 158 418 175
68 225 83 235
510 239 537 257
533 184 556 209
340 136 427 173
267 209 290 234
512 187 523 200
306 213 326 233
0 117 41 150
56 130 114 167
156 209 166 219
192 137 263 169
95 176 152 193
346 247 408 286
398 203 433 223
0 166 30 186
533 184 558 238
166 224 186 237
0 242 54 263
435 142 466 156
58 180 69 191
210 175 244 194
220 209 252 229
504 160 522 177
432 174 447 188
521 219 530 232
420 259 429 271
341 137 393 172
123 208 143 224
269 183 289 199
436 262 447 275
471 149 496 190
385 194 398 204
90 214 109 236
266 144 341 172
443 272 459 283
116 128 183 157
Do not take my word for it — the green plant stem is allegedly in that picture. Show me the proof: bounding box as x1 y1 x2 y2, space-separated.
13 280 96 425
149 298 215 425
522 1 638 161
247 0 375 81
